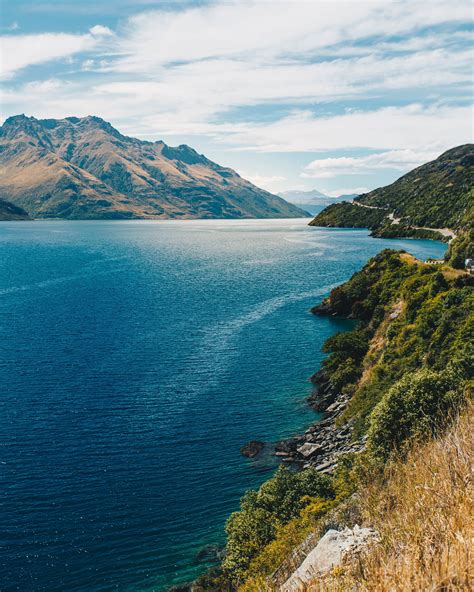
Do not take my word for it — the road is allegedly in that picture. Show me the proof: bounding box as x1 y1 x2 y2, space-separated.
350 201 456 240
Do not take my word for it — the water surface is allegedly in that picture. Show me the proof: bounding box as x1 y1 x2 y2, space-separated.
0 219 446 591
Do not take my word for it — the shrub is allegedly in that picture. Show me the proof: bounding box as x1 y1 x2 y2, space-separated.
366 367 466 462
445 228 474 268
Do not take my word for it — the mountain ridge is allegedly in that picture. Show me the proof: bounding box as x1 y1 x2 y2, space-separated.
0 114 307 220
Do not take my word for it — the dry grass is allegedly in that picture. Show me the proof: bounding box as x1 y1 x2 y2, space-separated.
307 402 474 592
441 267 469 281
399 253 422 266
358 299 405 389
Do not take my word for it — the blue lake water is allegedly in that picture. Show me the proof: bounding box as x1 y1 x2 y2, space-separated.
0 219 446 591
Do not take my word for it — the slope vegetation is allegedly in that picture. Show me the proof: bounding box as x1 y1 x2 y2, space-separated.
0 197 29 220
308 402 473 591
355 144 473 229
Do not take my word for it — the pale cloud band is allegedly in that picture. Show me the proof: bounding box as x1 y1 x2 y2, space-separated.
303 149 446 179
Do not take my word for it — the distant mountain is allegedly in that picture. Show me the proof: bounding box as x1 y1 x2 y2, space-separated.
0 115 306 220
279 189 356 216
279 189 359 208
0 197 29 221
311 145 474 231
279 189 330 205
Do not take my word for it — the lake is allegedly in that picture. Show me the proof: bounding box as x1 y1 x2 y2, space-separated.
0 219 446 591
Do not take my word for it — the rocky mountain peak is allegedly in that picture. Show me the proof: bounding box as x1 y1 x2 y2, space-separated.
0 114 307 220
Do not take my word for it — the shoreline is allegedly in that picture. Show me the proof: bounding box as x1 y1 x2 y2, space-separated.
273 364 364 474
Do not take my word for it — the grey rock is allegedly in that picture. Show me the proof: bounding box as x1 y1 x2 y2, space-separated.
281 526 379 591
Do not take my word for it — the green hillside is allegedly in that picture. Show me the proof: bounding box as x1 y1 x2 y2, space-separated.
311 145 474 268
312 145 473 231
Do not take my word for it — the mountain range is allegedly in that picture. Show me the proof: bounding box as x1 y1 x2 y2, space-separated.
0 115 306 220
279 189 358 205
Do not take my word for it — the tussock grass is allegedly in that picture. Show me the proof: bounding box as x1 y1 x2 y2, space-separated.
308 402 474 591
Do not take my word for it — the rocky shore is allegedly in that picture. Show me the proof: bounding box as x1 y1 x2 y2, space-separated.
272 302 365 474
273 369 365 474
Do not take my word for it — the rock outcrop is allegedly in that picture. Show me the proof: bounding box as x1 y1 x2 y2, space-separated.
274 368 365 474
281 526 379 591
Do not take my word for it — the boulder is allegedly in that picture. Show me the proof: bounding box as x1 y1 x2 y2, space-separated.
281 526 379 591
296 442 323 459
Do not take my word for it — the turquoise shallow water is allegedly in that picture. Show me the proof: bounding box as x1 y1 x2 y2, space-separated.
0 219 446 591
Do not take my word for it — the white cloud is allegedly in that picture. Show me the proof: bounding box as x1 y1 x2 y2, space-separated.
303 149 440 178
113 0 472 72
0 24 112 79
0 33 95 79
46 43 470 140
0 0 472 169
228 104 473 153
89 25 114 37
238 171 287 192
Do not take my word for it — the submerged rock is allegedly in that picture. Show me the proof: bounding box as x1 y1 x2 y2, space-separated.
167 584 193 592
240 440 265 458
193 544 225 564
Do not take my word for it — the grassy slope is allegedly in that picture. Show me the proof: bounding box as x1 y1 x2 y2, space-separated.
356 144 473 229
316 250 473 434
308 402 473 592
309 203 387 229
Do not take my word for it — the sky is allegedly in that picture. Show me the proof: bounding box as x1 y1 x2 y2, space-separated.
1 0 473 195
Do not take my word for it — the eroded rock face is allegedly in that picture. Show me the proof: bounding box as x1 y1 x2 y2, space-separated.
281 526 379 591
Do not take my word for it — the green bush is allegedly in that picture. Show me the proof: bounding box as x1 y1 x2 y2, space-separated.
446 228 474 268
366 367 466 462
309 202 387 229
222 467 334 581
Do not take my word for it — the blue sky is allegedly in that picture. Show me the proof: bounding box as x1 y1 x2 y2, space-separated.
1 0 473 195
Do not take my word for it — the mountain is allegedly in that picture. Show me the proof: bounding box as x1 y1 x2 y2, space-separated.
0 197 29 220
0 115 306 220
279 189 352 215
311 145 474 232
280 189 360 205
279 189 330 204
